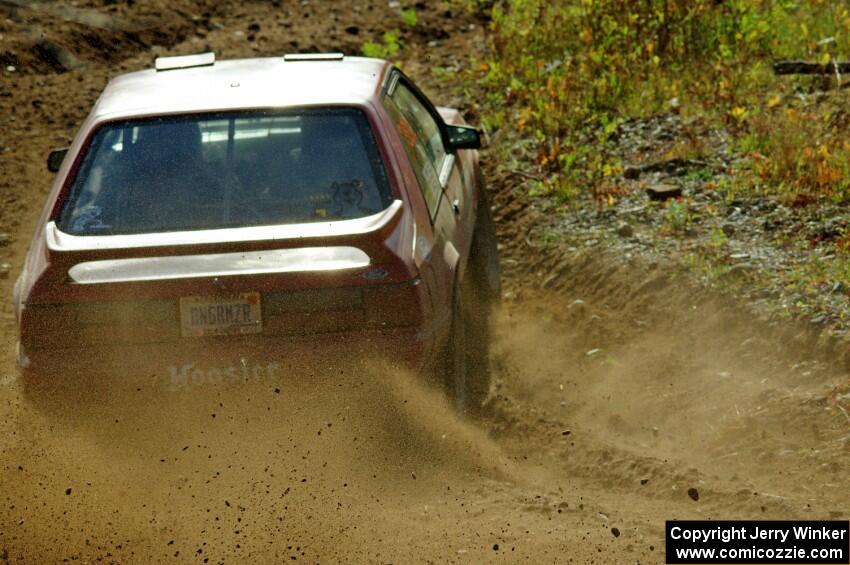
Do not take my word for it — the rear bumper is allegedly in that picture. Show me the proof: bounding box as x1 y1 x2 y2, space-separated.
19 326 436 386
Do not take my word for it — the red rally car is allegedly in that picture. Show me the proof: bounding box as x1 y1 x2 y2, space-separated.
14 52 501 411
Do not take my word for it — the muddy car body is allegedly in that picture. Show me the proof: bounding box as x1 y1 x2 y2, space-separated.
13 53 500 409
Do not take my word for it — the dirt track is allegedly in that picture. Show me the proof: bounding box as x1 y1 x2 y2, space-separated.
1 2 848 563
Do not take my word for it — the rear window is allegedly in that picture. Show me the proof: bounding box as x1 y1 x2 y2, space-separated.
58 108 393 235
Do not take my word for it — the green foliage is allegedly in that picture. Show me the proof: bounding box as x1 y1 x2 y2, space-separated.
686 168 715 183
684 251 730 287
708 226 728 249
430 65 458 84
470 0 850 201
735 104 850 204
401 8 418 27
537 227 563 248
361 29 403 59
663 199 691 233
786 252 850 293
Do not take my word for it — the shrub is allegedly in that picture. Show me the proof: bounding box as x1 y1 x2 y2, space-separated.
362 29 403 59
470 0 850 202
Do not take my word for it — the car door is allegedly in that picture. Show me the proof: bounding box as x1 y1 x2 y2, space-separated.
382 71 459 343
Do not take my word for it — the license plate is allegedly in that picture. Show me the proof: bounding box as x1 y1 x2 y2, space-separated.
179 292 262 337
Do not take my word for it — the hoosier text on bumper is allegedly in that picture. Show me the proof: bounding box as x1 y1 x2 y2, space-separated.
166 361 281 388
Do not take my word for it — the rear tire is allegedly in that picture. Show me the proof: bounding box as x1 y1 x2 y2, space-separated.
470 180 501 304
447 275 491 415
446 180 500 414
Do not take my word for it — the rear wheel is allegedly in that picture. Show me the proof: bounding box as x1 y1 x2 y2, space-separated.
446 274 491 414
470 180 501 304
445 180 500 414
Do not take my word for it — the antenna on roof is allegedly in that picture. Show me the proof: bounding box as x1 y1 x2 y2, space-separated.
154 52 216 72
283 53 345 62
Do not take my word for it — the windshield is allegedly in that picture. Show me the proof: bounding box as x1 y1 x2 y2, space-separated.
57 108 393 235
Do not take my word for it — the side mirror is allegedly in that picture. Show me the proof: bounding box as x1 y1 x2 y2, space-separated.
47 148 68 173
446 125 482 151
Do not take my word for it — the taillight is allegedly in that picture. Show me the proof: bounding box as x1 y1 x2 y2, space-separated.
263 287 363 315
361 277 426 327
20 300 178 350
19 304 78 350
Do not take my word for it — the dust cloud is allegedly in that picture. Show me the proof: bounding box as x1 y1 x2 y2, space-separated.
3 360 516 563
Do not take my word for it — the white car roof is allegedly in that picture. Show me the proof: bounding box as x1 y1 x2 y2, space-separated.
91 55 391 121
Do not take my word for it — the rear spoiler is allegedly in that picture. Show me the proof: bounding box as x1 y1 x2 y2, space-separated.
45 200 404 263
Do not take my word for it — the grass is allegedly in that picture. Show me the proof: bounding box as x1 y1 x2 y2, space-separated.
360 7 417 59
463 0 850 204
787 248 850 294
662 200 692 234
400 8 418 27
361 29 403 59
446 0 850 332
733 103 850 204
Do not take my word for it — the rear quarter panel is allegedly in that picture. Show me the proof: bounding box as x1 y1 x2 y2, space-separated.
436 106 481 277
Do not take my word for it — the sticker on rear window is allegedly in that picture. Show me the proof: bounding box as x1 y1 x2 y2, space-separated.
70 206 111 232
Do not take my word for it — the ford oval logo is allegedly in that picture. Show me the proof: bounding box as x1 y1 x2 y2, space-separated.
362 268 388 280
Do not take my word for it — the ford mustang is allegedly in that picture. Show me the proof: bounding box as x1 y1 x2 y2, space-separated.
14 52 500 412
